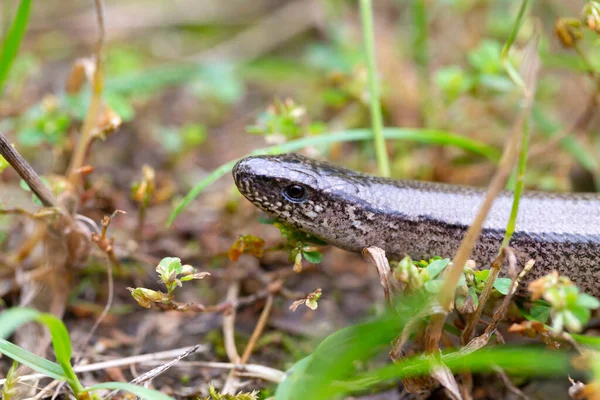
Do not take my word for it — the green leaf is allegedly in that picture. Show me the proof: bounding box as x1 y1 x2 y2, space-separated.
342 347 569 394
576 293 600 309
0 0 32 94
424 280 444 294
493 278 512 295
84 382 175 400
568 305 591 330
469 286 479 308
473 269 489 286
530 301 551 323
426 258 450 279
36 314 73 367
302 251 322 264
275 356 313 400
0 307 39 338
0 338 65 381
570 333 600 350
0 308 84 394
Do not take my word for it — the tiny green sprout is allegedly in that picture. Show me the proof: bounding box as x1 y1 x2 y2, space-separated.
131 165 155 208
289 288 323 312
128 257 209 310
393 255 420 290
393 256 451 293
156 257 210 295
471 269 512 295
290 245 323 273
128 287 168 308
528 271 600 334
1 360 19 400
271 221 324 272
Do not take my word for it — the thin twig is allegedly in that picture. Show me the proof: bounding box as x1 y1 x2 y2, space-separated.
222 281 241 363
137 360 285 383
240 295 273 364
67 0 106 186
223 294 274 394
0 132 59 209
460 250 506 344
427 27 540 353
0 345 209 386
127 345 203 386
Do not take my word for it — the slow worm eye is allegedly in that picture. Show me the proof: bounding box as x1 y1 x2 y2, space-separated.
283 184 307 202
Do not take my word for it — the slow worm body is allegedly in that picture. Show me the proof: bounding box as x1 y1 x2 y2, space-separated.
233 153 600 295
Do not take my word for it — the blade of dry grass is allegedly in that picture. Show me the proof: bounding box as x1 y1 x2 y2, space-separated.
427 26 540 353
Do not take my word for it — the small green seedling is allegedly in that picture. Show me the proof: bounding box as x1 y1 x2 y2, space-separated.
128 257 209 310
528 271 600 334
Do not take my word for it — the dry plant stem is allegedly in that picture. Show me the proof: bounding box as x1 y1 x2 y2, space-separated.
438 110 526 311
32 380 60 400
459 251 521 398
126 345 203 387
362 246 399 308
223 294 274 394
143 360 284 383
427 38 539 353
460 249 506 344
495 367 530 400
0 132 59 209
240 294 274 364
426 111 526 353
223 281 241 363
67 0 105 186
0 345 209 386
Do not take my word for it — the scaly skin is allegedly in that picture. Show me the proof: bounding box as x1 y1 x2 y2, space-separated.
232 153 600 295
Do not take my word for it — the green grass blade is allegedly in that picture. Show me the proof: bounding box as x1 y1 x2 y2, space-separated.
570 333 600 350
340 347 569 394
0 308 84 394
0 338 65 381
359 0 390 177
0 307 39 338
84 382 175 400
0 0 32 94
168 128 500 225
275 295 570 399
36 314 84 393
